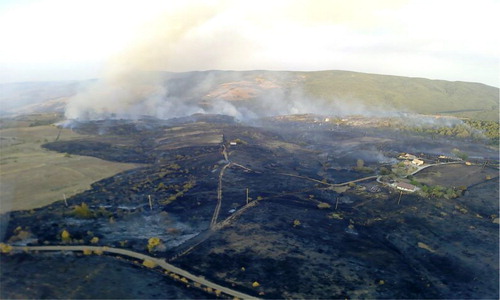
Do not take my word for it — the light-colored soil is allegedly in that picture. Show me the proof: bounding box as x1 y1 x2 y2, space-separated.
0 125 142 213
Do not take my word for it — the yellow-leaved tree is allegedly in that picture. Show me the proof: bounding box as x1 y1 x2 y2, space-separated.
147 237 161 252
61 229 71 243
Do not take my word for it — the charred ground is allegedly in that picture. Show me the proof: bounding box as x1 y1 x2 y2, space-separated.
1 114 499 299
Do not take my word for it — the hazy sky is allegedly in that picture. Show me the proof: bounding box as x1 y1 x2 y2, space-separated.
0 0 498 86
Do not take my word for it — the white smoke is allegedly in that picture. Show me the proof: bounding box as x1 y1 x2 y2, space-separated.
62 1 401 122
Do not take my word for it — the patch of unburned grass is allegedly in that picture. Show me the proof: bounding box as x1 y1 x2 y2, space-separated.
0 125 142 213
414 164 497 188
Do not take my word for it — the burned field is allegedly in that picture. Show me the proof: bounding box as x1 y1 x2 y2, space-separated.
1 114 499 299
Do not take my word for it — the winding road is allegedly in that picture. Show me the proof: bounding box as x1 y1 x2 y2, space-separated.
8 146 460 299
11 245 258 300
210 162 231 228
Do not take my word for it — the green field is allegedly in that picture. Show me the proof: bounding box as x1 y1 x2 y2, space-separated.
0 124 142 213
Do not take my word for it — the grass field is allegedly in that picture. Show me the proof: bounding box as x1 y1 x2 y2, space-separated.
413 164 498 188
0 124 143 213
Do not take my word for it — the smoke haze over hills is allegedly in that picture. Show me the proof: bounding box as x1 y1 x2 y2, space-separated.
62 70 498 122
54 1 497 122
1 1 497 120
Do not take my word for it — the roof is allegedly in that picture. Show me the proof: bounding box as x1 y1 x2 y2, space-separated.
396 182 417 191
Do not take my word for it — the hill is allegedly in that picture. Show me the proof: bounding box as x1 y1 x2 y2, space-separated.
1 70 498 121
301 70 499 121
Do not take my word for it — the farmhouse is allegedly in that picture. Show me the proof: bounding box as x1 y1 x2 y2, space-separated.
395 182 418 192
411 158 424 166
399 153 417 160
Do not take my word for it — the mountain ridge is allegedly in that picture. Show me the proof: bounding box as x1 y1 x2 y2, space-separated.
1 70 497 121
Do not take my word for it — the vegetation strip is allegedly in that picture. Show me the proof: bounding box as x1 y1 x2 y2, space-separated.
10 245 259 300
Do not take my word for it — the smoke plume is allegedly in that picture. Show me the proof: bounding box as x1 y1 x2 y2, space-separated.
63 1 411 122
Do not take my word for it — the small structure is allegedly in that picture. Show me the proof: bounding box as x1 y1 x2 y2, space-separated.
399 153 417 160
438 155 461 161
395 182 418 192
411 158 424 166
229 142 237 146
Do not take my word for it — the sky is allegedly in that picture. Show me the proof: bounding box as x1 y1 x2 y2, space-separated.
0 0 498 87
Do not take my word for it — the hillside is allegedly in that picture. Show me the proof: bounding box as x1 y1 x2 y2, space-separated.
302 70 499 121
1 70 498 121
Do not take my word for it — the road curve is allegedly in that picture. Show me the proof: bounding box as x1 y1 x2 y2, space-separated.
11 245 259 300
211 162 232 228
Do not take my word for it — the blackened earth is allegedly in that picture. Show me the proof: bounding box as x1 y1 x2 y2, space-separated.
1 114 498 299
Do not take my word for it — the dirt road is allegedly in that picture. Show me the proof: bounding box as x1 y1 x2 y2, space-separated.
11 245 258 300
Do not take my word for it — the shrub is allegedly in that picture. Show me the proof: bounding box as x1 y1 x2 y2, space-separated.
0 243 13 254
317 202 331 209
142 259 157 268
233 138 248 145
61 229 71 243
452 148 468 160
72 202 94 219
147 237 162 252
156 183 167 191
379 167 391 175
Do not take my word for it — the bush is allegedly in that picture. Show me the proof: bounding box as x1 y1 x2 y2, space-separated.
147 237 162 252
317 202 331 209
0 243 13 254
452 148 468 160
142 259 157 268
72 202 94 219
379 167 391 175
233 138 248 145
61 229 71 243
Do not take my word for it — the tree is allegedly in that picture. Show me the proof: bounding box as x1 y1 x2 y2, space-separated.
379 167 391 175
0 243 13 253
147 237 162 252
452 148 468 160
61 229 71 243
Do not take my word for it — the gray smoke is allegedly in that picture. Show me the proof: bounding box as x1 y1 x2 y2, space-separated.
63 1 401 122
